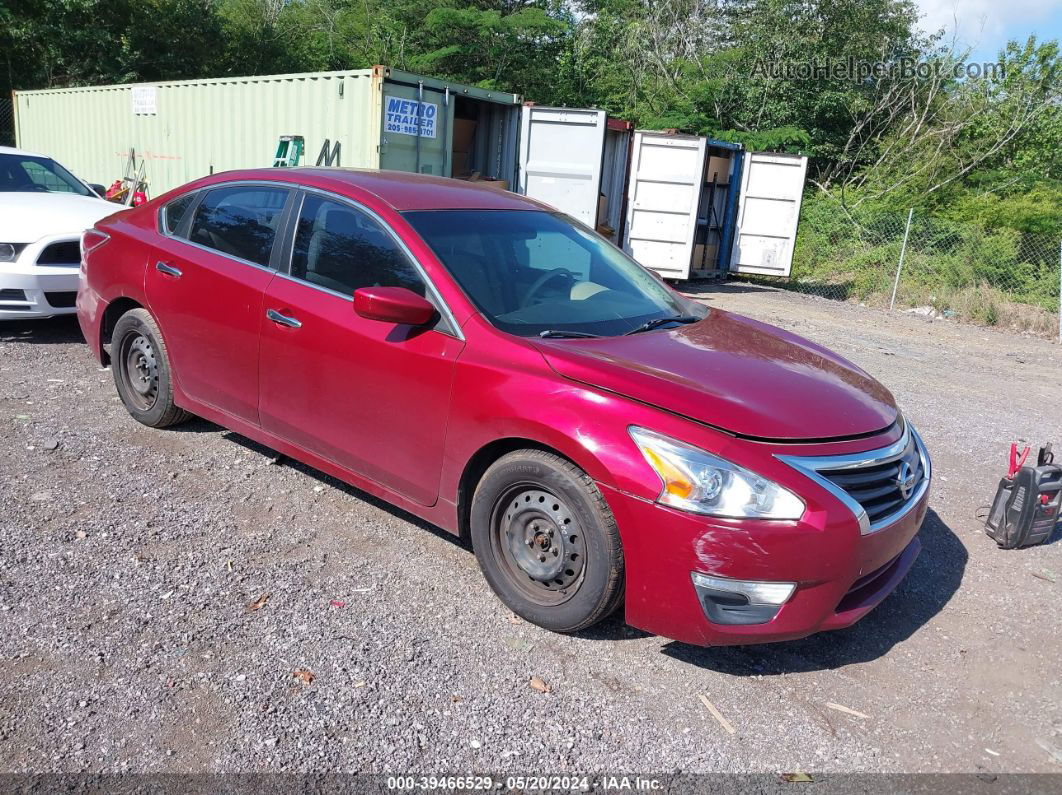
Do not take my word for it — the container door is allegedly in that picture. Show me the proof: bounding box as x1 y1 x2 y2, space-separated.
379 80 451 177
622 132 707 280
518 106 608 228
729 151 808 277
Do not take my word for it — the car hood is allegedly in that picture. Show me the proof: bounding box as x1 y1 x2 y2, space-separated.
534 309 898 440
0 192 119 243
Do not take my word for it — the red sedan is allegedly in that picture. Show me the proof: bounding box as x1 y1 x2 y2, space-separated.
77 169 930 647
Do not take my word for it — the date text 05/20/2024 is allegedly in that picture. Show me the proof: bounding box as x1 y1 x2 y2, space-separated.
385 776 664 791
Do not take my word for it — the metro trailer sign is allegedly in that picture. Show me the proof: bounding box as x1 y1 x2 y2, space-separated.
384 95 438 139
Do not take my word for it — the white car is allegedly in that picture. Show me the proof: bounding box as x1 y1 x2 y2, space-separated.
0 146 119 320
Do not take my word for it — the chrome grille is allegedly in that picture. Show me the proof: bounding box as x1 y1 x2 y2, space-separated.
778 422 930 535
819 437 924 525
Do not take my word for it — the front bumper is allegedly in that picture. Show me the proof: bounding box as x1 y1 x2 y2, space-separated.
601 443 930 647
0 234 82 319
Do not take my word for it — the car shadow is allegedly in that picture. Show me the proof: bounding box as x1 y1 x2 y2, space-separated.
168 416 229 434
0 316 84 344
576 613 654 642
215 428 469 551
658 508 966 674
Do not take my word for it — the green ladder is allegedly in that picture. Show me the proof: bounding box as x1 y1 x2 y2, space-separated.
272 136 305 168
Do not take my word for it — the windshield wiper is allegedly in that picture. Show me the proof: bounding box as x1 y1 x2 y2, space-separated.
538 330 602 339
624 315 700 335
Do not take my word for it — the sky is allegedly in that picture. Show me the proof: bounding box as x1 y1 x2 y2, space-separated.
913 0 1062 62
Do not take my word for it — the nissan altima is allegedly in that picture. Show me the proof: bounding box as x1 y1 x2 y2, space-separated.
77 168 930 646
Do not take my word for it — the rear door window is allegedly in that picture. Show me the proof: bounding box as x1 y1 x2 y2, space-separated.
187 185 289 267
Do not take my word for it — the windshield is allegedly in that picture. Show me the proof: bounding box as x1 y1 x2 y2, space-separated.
0 154 92 196
403 210 703 337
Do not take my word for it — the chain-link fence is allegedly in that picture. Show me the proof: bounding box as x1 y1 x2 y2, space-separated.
0 97 13 148
750 200 1062 342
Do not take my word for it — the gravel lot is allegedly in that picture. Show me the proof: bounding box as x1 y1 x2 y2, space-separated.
1 284 1060 775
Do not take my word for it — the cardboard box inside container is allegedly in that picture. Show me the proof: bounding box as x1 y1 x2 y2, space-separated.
596 224 615 239
451 151 471 177
693 243 720 267
705 155 731 184
452 118 478 154
597 193 608 225
467 174 509 191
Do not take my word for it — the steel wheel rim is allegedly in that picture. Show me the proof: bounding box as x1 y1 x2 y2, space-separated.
120 331 159 411
490 485 586 606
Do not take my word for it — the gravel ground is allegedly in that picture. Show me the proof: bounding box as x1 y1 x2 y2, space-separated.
1 285 1060 775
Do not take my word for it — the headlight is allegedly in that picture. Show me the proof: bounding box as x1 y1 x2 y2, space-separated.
629 426 805 520
0 243 25 262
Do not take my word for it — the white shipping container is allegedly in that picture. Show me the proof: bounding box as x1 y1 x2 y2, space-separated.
623 130 808 280
518 105 631 243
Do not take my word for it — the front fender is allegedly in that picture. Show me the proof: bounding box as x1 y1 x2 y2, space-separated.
438 334 735 507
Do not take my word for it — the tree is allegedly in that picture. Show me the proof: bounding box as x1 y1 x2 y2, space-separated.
816 37 1062 216
415 4 570 94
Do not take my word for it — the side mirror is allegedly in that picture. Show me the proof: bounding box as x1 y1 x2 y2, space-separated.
88 183 107 197
353 286 435 326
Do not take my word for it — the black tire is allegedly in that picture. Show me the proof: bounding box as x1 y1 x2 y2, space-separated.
470 449 624 633
111 308 190 428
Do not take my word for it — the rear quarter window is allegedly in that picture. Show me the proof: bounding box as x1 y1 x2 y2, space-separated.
160 193 196 235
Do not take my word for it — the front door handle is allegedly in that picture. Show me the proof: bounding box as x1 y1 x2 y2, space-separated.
266 308 302 329
155 261 182 277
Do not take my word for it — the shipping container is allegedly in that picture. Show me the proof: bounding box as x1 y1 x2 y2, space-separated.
13 66 523 196
517 105 632 244
622 130 807 280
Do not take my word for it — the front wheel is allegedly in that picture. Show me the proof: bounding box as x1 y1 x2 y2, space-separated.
111 308 190 428
470 449 624 633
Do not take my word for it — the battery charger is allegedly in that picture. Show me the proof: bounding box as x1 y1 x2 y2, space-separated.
986 443 1062 549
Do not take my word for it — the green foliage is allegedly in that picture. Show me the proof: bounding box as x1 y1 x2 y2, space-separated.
950 184 1062 237
844 37 1062 214
0 0 235 88
414 5 569 95
792 191 1061 334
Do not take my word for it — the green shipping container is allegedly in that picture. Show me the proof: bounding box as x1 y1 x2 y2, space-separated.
13 66 522 197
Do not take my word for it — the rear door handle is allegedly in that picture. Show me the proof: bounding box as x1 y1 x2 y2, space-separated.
266 308 302 329
155 261 182 277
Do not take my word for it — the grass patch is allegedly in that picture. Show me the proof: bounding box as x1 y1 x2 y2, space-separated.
769 196 1062 339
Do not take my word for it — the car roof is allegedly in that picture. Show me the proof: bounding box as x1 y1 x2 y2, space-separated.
0 145 49 159
196 167 554 213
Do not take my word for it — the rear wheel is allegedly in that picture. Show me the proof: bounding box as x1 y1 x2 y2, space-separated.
111 308 190 428
471 449 624 633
